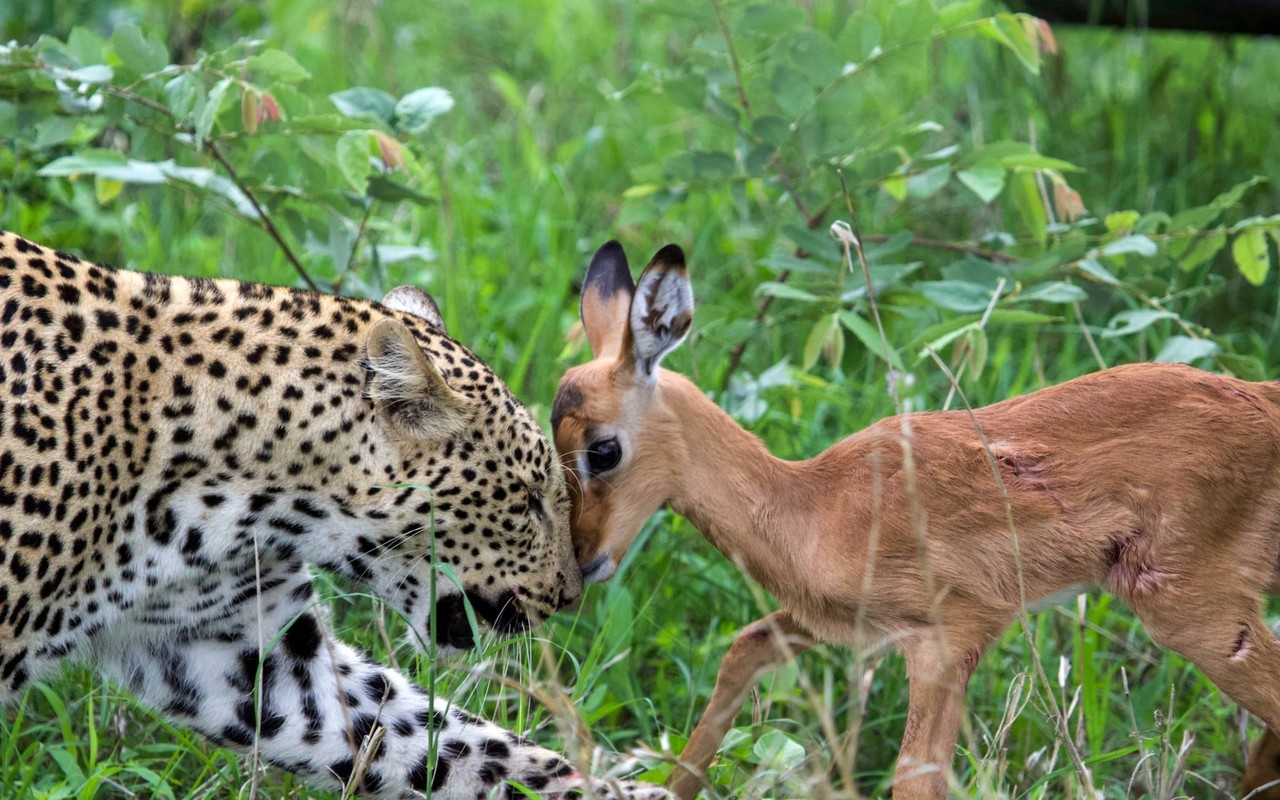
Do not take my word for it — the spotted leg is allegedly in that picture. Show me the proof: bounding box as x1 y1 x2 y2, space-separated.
93 568 668 800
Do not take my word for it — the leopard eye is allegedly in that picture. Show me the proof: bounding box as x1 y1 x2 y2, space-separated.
527 488 545 520
586 437 621 474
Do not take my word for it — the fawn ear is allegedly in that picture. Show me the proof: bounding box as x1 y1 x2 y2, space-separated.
628 244 693 380
580 241 636 358
381 286 446 333
366 318 470 440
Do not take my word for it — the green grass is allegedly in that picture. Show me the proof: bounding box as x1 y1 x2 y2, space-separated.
3 0 1280 797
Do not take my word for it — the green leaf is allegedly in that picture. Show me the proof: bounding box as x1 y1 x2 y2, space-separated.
1105 210 1141 233
984 309 1059 324
965 327 989 381
367 175 435 206
975 141 1079 173
164 72 204 122
0 101 15 138
752 730 806 772
887 0 939 45
915 279 998 313
756 282 818 302
67 26 105 67
882 173 907 202
1169 176 1266 231
246 49 312 83
758 254 835 276
784 29 841 85
1215 352 1268 381
753 116 789 147
691 151 734 179
195 77 234 148
977 13 1040 74
375 244 436 264
336 130 373 194
1012 172 1047 244
840 310 903 370
395 87 454 133
1233 229 1271 286
110 23 167 74
95 176 124 204
906 163 950 199
47 64 113 84
330 87 397 123
919 320 980 357
783 224 842 260
770 65 813 119
957 164 1005 203
1155 336 1220 364
1075 257 1120 286
1100 309 1176 338
1012 281 1086 304
1177 230 1226 272
1099 235 1157 258
840 262 925 302
800 313 845 371
37 150 127 176
939 0 987 27
740 4 803 35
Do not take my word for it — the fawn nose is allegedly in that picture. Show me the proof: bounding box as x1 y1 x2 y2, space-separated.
580 553 616 584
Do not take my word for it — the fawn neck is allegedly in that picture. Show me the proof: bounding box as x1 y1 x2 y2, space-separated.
660 371 828 599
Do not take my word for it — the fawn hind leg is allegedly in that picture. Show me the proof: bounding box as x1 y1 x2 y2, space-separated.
1122 550 1280 799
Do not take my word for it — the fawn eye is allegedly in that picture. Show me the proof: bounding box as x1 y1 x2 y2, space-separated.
586 438 621 474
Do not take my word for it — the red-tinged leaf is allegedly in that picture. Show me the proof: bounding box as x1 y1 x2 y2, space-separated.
374 131 404 170
261 93 281 122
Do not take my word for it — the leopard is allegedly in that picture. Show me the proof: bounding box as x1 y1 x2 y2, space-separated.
0 231 667 800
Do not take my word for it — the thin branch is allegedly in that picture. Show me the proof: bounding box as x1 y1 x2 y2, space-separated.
206 142 319 292
709 0 754 124
332 200 376 294
861 233 1018 264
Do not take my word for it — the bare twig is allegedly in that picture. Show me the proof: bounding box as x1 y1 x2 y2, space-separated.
206 142 319 292
709 0 753 124
332 200 377 294
861 233 1018 264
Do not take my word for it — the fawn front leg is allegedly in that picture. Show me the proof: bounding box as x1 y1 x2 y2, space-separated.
669 609 814 800
891 624 996 800
97 574 668 799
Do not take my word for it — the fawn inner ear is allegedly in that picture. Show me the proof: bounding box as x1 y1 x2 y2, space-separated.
580 241 636 358
381 286 446 333
629 244 693 378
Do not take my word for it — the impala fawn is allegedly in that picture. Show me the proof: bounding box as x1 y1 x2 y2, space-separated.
552 240 1280 799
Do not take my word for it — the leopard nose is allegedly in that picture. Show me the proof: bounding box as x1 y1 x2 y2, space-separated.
557 586 581 612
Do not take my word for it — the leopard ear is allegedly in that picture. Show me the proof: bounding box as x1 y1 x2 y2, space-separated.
366 318 470 440
381 286 445 333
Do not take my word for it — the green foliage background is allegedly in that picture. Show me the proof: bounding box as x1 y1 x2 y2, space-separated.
2 0 1280 797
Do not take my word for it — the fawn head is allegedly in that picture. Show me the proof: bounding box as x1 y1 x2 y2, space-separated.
552 241 695 582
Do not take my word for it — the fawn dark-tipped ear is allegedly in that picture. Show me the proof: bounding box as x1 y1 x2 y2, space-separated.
381 286 446 333
366 318 470 440
628 244 693 379
580 240 636 358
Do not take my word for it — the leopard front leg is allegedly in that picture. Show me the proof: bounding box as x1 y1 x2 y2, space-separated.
94 573 667 799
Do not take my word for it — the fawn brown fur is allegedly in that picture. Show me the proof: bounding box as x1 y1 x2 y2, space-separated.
554 241 1280 799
